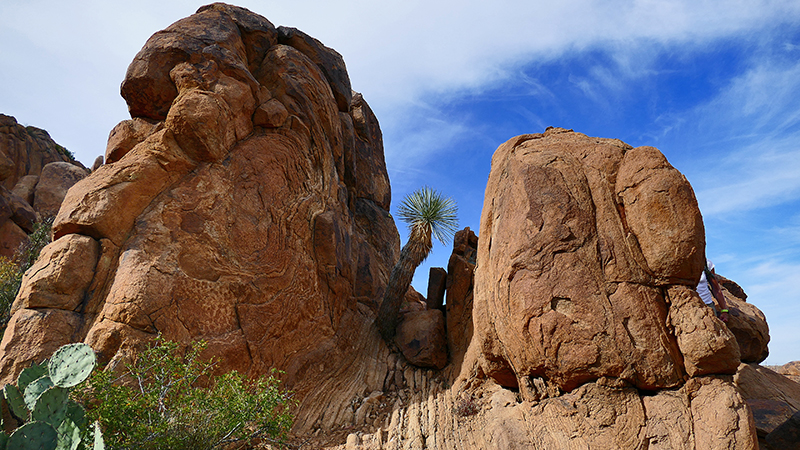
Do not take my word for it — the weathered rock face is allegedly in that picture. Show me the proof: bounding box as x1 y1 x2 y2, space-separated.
449 128 757 448
446 227 477 364
0 3 399 423
735 363 800 448
0 114 83 191
0 186 38 258
33 162 88 219
465 128 737 395
394 309 447 369
0 115 89 257
719 277 770 363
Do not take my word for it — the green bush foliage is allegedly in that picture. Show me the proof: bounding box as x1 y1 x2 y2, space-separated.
0 218 53 331
0 257 22 329
79 336 294 450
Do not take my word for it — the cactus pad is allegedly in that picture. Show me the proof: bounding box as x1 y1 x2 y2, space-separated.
18 362 48 392
7 421 58 450
56 418 81 450
23 376 54 410
32 386 69 426
48 343 96 388
64 400 86 429
91 421 105 450
4 384 30 420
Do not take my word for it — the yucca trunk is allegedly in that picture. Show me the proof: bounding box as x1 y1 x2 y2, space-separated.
376 226 432 342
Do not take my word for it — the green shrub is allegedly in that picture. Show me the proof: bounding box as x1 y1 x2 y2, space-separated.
0 257 22 329
79 336 294 450
0 218 53 331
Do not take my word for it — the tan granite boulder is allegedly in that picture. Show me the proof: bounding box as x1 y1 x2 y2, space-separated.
735 363 800 444
717 275 770 363
467 128 707 394
11 175 38 205
33 161 88 218
0 9 400 438
395 309 447 369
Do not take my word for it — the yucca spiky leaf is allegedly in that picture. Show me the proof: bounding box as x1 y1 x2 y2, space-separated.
375 187 459 342
397 186 459 246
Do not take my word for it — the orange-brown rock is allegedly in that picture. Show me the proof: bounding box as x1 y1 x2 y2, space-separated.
0 114 84 190
446 227 477 363
11 175 38 205
0 186 38 258
394 309 447 369
467 129 710 394
0 220 27 259
776 360 800 383
705 271 771 364
735 363 800 436
1 5 399 428
425 266 446 310
33 162 88 219
453 127 755 447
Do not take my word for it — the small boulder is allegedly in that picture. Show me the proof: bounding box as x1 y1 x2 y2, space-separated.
399 286 426 314
33 162 88 218
253 99 289 128
395 309 448 369
91 155 104 172
0 220 28 259
105 118 162 164
776 361 800 384
11 175 38 205
7 188 37 233
725 295 770 363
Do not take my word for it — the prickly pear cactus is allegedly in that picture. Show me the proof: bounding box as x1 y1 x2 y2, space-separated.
64 400 86 429
8 421 58 450
49 343 96 388
55 418 81 450
32 387 69 426
23 376 54 410
92 421 105 450
18 362 48 392
4 383 30 420
3 343 103 450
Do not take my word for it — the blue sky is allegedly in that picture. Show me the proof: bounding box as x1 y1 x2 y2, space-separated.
1 1 799 364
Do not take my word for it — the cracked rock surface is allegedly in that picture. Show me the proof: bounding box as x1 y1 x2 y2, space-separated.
0 5 399 424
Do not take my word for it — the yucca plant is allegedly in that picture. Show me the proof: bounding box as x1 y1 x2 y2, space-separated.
376 186 458 341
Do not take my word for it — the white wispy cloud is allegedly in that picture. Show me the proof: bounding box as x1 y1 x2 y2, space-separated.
726 255 800 364
3 0 799 165
689 55 800 216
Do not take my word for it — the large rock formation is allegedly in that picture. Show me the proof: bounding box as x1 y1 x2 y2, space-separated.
454 128 757 448
0 4 399 432
466 129 736 394
0 5 788 449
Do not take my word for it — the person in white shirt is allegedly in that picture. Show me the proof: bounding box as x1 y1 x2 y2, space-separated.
696 259 729 323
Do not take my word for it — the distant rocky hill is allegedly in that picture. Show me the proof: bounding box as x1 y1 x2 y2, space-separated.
0 114 89 257
0 4 798 449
